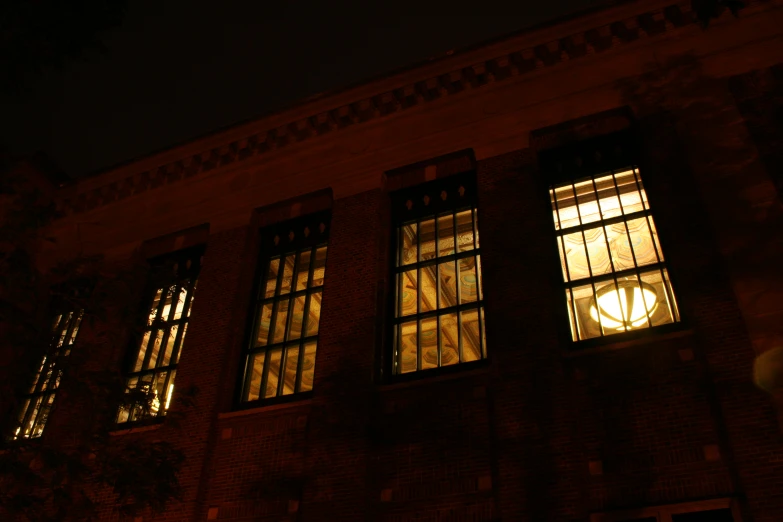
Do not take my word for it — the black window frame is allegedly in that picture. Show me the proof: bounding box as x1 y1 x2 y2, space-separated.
236 211 331 409
116 245 203 427
385 171 488 382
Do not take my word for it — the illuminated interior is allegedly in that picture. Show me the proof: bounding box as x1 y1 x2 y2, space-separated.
12 310 83 439
550 168 679 341
394 207 486 374
117 274 196 424
242 243 327 401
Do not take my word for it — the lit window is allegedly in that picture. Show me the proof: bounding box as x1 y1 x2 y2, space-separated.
11 310 83 439
240 214 329 403
391 174 487 375
117 249 201 424
550 167 680 341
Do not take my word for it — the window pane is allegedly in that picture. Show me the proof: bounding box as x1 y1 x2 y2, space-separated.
437 213 455 257
594 174 623 220
264 257 280 298
264 347 283 398
456 210 474 252
419 266 436 313
305 291 322 337
439 260 457 308
419 218 436 261
172 286 189 320
279 255 295 295
615 169 645 214
288 295 306 340
145 329 164 370
458 257 478 304
626 217 661 267
147 289 163 325
134 331 151 372
162 324 178 367
439 313 459 366
398 321 418 374
311 247 327 287
295 250 312 291
400 222 418 265
605 222 636 271
575 178 601 225
420 317 438 370
562 231 591 281
584 226 612 277
272 299 290 344
299 341 317 392
460 309 481 362
282 345 300 395
399 269 418 317
245 352 265 401
256 303 273 346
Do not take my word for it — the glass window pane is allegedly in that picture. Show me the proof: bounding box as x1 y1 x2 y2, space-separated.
282 345 300 395
146 330 164 370
148 289 163 325
279 255 295 295
245 352 265 402
419 266 436 313
299 341 317 392
569 283 600 341
615 170 645 214
173 286 189 320
398 321 418 374
399 269 418 317
575 179 601 225
288 295 306 341
439 313 459 366
562 231 591 281
437 213 455 257
458 257 478 304
295 250 312 291
460 309 481 362
419 218 436 261
584 226 612 276
305 291 322 337
456 210 474 252
439 260 457 308
264 257 280 298
162 324 178 367
624 217 660 267
264 347 283 398
160 286 175 322
172 323 187 364
400 222 418 265
605 222 636 271
420 317 438 370
593 174 623 220
476 254 484 301
272 299 290 344
474 209 480 249
553 185 580 229
134 331 151 372
256 303 273 346
311 247 327 287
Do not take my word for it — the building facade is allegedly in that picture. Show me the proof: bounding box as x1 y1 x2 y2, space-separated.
6 0 783 520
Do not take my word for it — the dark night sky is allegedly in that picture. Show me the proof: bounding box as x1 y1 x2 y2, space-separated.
1 0 610 179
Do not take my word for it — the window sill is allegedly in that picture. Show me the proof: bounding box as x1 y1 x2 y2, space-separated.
220 397 313 420
110 422 163 437
563 326 695 358
379 361 490 391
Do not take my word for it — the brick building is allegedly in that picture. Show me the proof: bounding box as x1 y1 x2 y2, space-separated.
6 0 783 520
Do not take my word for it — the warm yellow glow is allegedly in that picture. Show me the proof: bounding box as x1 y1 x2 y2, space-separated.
164 384 174 410
589 280 658 330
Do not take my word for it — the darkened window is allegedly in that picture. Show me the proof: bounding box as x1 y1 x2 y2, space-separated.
390 172 486 376
116 247 201 425
239 213 329 403
541 134 679 342
11 310 83 439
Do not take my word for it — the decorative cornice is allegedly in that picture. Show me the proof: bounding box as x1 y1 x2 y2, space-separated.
60 0 750 216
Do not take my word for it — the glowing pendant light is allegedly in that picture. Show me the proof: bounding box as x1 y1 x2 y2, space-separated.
589 280 658 331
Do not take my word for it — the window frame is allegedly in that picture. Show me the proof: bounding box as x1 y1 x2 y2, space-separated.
235 211 331 409
116 245 203 427
538 132 685 349
590 497 741 522
10 308 84 440
385 171 488 382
